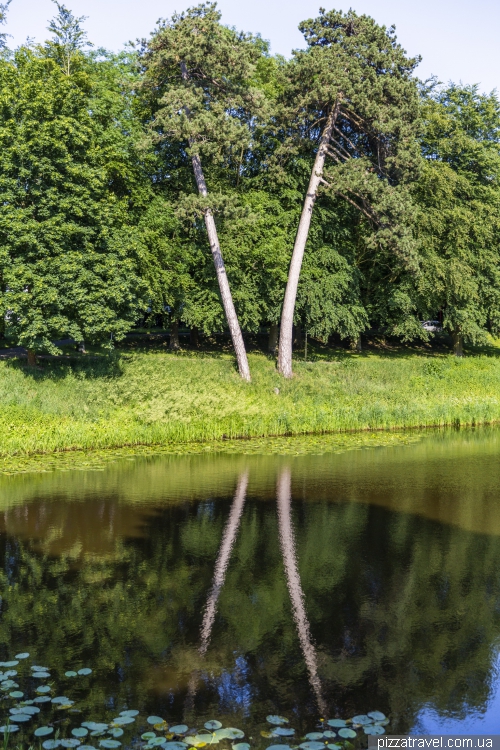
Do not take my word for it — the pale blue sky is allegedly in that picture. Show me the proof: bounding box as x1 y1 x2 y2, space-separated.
7 0 500 93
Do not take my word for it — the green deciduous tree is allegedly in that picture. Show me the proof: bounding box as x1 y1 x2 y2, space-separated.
46 1 93 75
0 41 147 364
414 84 500 355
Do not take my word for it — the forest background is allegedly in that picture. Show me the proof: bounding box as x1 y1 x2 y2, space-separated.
0 0 500 458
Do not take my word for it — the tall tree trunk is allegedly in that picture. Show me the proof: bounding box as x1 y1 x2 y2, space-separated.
190 326 199 348
350 334 362 352
452 328 464 357
181 62 251 382
268 323 279 354
170 320 180 350
27 349 36 367
277 101 342 378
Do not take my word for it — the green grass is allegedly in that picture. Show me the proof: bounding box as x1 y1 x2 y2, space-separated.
1 338 500 458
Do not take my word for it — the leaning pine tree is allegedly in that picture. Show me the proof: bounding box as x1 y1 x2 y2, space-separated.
276 9 421 377
140 3 264 381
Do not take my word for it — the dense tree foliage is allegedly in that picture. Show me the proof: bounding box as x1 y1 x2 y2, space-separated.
0 1 499 370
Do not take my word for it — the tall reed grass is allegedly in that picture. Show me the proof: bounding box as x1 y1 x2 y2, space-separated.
1 347 499 457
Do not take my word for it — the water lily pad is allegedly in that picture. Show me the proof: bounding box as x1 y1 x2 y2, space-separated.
109 729 123 738
42 741 61 750
225 730 245 740
112 717 135 726
266 746 292 750
148 739 167 747
272 728 295 737
338 729 357 739
266 716 289 726
142 734 157 741
119 710 139 718
327 721 346 729
323 732 336 739
91 731 106 738
233 744 250 750
32 666 49 671
15 706 40 715
367 712 386 722
9 691 23 698
99 741 121 749
35 727 54 737
82 724 108 732
204 721 222 731
37 686 52 694
0 661 19 667
147 717 166 726
162 744 188 750
364 726 385 736
65 671 77 678
299 743 324 750
1 680 16 689
34 697 52 704
170 725 188 735
78 669 92 676
73 729 89 738
79 746 96 750
305 734 324 741
352 716 371 726
52 697 71 704
4 670 17 678
61 740 81 748
15 653 29 660
34 672 51 678
0 725 19 733
326 744 341 749
11 714 31 722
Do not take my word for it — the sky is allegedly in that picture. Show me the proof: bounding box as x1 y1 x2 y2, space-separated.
6 0 500 94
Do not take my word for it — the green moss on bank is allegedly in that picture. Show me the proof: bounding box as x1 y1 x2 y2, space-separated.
0 345 499 460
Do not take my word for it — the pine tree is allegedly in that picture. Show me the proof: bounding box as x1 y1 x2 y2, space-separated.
275 9 421 377
139 3 266 381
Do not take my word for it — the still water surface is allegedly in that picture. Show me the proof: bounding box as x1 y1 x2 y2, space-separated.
0 428 500 735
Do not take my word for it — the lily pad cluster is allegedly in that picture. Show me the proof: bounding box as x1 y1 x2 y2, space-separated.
142 718 246 749
263 711 390 750
0 652 389 750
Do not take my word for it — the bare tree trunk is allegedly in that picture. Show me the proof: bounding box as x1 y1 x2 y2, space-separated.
181 62 251 382
277 101 342 378
268 323 279 354
452 328 464 357
350 334 362 352
277 467 327 715
169 320 180 350
27 349 36 367
190 326 199 348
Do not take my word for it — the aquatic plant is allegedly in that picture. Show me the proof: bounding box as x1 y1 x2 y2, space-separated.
0 654 390 750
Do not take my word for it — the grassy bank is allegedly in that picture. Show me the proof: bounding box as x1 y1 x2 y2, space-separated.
1 339 500 457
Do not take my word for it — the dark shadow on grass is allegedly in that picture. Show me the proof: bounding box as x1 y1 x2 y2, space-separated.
5 352 124 381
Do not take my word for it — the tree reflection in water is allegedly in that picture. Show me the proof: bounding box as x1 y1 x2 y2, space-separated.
0 436 500 731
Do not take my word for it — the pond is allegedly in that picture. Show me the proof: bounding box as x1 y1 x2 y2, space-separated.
0 427 499 742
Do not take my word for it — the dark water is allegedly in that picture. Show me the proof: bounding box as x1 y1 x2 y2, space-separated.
1 428 500 736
